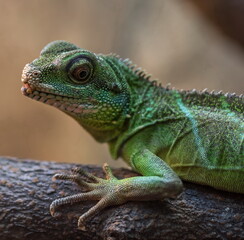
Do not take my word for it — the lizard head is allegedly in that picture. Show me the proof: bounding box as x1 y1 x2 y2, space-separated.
21 40 131 142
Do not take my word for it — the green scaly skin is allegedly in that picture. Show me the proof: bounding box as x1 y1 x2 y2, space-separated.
21 41 244 230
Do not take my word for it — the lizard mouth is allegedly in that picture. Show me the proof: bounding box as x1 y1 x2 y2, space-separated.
21 83 96 114
21 83 35 95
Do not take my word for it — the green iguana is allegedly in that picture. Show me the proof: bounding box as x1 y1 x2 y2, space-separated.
21 40 244 229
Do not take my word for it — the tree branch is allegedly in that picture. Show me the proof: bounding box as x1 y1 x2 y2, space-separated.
0 157 243 240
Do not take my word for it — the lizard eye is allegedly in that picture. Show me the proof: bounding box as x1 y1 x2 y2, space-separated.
70 64 92 84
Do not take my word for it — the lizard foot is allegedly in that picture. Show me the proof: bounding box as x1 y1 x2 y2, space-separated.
50 161 182 230
50 163 127 230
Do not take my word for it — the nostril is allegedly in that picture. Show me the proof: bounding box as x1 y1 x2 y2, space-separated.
21 69 41 84
21 64 41 85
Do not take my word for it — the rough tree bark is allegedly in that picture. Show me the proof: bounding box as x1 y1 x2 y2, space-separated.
0 157 243 240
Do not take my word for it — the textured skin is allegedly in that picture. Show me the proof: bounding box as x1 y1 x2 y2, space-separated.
21 41 244 229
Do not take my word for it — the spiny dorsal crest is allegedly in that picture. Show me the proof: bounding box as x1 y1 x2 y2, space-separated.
109 53 244 105
108 53 153 82
181 88 243 100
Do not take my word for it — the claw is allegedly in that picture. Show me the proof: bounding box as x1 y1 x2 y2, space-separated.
52 173 71 181
50 200 64 218
78 221 87 231
103 163 117 180
50 204 55 217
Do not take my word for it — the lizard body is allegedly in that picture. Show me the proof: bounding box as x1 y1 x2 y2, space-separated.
21 41 244 229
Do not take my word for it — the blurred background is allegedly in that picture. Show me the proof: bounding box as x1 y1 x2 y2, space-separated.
0 0 243 167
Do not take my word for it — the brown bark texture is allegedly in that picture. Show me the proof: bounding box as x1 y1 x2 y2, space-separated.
0 157 243 240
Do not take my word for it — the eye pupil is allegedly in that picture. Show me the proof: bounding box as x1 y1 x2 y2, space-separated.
79 70 88 79
71 64 91 83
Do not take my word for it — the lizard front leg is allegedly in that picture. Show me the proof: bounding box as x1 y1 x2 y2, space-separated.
50 150 183 230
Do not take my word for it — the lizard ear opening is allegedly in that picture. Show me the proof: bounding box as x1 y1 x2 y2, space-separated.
110 83 121 93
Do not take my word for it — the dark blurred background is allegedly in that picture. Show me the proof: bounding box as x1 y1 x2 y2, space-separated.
0 0 243 167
